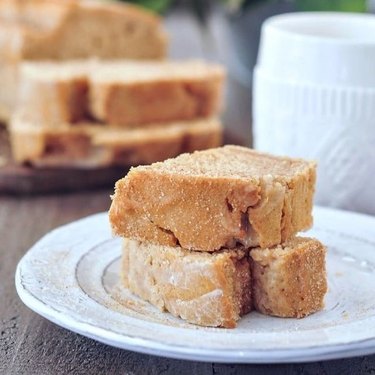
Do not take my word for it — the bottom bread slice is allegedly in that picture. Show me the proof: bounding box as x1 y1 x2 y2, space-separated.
9 117 222 168
121 236 327 328
122 238 252 328
251 237 327 318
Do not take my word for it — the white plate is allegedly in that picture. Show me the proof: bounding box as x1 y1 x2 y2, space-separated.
15 206 375 363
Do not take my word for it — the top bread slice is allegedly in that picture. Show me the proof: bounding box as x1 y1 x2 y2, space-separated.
109 145 316 251
15 59 225 127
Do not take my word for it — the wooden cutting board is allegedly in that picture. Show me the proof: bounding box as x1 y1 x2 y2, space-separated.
0 126 244 195
0 126 128 195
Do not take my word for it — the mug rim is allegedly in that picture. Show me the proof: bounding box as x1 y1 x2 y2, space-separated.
253 66 375 92
263 12 375 46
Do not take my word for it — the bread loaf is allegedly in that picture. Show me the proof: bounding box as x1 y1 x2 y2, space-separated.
10 117 223 168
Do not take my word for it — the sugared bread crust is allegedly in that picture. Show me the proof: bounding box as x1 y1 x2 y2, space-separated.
122 238 252 328
110 146 316 251
121 236 327 327
250 237 327 318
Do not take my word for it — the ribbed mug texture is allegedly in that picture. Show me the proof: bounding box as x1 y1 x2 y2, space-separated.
253 68 375 214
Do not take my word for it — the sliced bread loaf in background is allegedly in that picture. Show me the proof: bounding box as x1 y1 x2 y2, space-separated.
0 0 168 123
14 60 225 127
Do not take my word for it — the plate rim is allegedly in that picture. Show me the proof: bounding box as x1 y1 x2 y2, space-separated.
15 206 375 363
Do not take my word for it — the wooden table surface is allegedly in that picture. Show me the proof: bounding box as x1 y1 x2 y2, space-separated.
1 191 375 375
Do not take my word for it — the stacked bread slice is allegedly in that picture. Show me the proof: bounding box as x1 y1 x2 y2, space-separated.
109 145 327 328
10 60 225 167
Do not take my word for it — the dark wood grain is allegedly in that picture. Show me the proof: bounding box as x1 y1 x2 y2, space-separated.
0 163 128 195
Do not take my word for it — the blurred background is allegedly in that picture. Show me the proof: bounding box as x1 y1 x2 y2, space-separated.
0 0 374 213
125 0 375 146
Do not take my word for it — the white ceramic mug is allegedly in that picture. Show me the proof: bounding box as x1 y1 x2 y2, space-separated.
253 12 375 215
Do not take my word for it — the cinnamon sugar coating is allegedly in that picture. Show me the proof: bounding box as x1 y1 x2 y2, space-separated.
250 237 327 318
110 146 316 251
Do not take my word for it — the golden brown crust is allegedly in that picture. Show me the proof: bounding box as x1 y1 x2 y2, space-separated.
0 0 167 60
9 117 223 168
121 238 252 328
111 174 261 250
109 146 316 251
250 237 327 318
